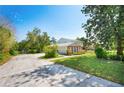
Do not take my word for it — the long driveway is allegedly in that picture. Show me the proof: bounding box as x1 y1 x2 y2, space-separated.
0 54 123 87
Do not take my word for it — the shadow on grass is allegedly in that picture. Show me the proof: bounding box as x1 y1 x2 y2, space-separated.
2 61 123 87
53 55 124 85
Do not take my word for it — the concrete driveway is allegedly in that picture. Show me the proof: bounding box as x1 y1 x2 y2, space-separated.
0 54 123 87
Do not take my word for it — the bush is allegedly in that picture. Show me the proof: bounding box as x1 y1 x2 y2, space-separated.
95 47 107 58
0 53 3 60
28 49 38 54
43 45 58 58
108 55 124 61
9 50 18 56
0 52 11 65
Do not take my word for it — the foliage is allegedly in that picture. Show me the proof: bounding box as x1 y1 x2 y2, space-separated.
43 45 58 58
53 52 124 84
51 37 57 44
9 50 18 56
0 21 15 64
107 54 124 62
9 42 19 55
39 32 51 51
0 53 3 60
77 37 90 50
0 26 15 53
95 47 107 58
18 40 28 53
81 5 124 56
18 27 50 53
0 52 11 65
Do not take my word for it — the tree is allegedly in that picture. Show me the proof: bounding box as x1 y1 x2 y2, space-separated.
38 32 50 52
26 28 41 53
18 40 28 53
0 16 15 54
19 27 50 53
116 6 124 55
77 37 89 50
0 26 15 53
81 5 124 56
51 37 57 44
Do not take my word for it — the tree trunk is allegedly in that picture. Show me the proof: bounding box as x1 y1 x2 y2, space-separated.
116 33 123 56
117 42 123 56
116 6 124 56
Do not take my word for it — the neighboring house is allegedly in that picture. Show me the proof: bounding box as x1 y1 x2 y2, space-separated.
57 38 83 55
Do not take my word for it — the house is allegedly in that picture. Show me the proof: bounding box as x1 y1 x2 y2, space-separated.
57 38 84 55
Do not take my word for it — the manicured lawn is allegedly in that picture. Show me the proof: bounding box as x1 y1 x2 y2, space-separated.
53 51 124 85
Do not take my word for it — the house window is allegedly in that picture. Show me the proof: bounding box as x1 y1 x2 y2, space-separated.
73 47 78 52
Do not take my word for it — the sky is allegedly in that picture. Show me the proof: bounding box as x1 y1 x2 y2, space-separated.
0 5 87 41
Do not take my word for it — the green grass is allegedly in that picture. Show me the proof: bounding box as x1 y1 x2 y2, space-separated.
53 52 124 85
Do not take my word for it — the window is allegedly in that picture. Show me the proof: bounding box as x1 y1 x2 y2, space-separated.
73 47 78 52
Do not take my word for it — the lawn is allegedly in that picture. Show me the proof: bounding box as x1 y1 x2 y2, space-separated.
53 51 124 85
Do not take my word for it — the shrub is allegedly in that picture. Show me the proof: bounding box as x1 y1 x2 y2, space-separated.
43 45 58 58
0 53 3 60
108 54 124 61
122 56 124 62
9 49 18 56
28 49 37 54
95 47 107 58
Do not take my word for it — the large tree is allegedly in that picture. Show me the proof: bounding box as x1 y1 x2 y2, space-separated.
19 27 50 53
81 5 124 56
0 26 15 53
26 28 41 53
39 32 50 52
0 16 15 53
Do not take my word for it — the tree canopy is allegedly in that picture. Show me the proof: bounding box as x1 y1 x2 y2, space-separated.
81 5 124 55
0 26 15 53
19 27 50 53
77 37 90 50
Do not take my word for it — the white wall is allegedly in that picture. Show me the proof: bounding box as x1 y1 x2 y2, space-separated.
58 46 67 55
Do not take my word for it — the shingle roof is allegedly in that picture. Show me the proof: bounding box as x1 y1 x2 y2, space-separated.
57 40 83 47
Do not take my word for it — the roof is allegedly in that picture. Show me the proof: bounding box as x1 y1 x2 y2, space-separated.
57 42 73 47
57 38 75 44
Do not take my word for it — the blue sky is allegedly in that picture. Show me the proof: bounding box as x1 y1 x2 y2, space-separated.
0 5 87 41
